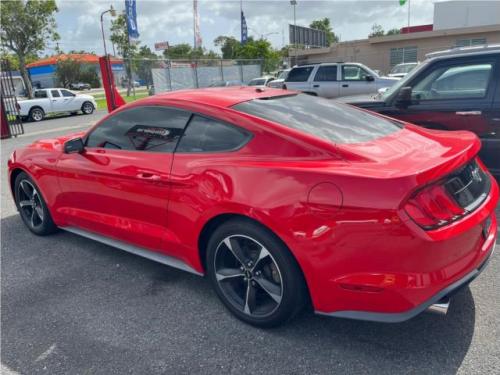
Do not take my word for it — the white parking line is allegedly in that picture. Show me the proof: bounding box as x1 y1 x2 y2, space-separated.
22 124 93 137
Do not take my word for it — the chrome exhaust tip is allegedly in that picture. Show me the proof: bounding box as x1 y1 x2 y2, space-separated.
426 297 450 316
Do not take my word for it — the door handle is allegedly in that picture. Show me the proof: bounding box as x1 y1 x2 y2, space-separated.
456 111 482 116
136 172 161 181
342 84 349 88
313 84 320 88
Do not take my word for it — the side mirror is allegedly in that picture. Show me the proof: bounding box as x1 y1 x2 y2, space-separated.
365 75 375 82
64 138 85 154
395 86 413 107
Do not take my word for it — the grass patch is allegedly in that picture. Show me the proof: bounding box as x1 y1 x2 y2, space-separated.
95 91 149 110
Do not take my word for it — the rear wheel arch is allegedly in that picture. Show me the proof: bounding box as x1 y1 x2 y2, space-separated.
197 213 311 303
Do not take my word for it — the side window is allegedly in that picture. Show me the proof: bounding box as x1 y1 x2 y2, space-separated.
51 90 60 97
176 115 251 153
411 62 493 101
86 106 191 152
314 66 337 81
61 89 75 97
34 90 47 98
285 67 314 82
342 65 370 81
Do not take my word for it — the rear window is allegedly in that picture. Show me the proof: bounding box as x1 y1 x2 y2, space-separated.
285 67 314 82
232 94 401 144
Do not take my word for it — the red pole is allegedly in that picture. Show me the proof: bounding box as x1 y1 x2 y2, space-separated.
99 55 125 112
1 99 12 139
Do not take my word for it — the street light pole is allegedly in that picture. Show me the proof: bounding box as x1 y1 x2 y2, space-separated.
290 0 297 65
100 5 116 58
100 5 117 109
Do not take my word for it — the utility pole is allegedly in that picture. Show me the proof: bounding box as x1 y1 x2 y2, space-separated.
290 0 297 65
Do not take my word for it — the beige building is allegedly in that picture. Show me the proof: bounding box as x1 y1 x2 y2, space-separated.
292 24 500 75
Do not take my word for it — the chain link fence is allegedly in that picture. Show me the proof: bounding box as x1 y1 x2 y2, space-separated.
118 58 263 96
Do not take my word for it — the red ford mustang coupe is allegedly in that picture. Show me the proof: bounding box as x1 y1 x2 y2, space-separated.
8 87 498 327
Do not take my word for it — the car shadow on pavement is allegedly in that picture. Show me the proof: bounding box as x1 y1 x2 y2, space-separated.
1 214 476 375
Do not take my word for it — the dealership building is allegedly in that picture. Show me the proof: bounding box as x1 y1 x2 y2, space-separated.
26 53 125 88
292 1 500 74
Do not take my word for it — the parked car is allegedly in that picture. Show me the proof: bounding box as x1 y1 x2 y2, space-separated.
8 87 498 327
267 69 291 88
209 80 244 87
343 44 500 177
248 76 275 87
284 62 398 98
70 82 91 90
387 62 419 78
18 88 97 122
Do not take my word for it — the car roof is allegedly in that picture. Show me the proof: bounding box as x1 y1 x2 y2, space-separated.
426 44 500 59
140 87 293 108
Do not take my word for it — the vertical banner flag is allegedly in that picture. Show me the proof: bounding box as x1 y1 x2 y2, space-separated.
241 11 248 44
193 0 202 49
125 0 140 42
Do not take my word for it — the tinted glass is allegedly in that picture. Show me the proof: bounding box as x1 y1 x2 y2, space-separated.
314 65 337 81
233 94 401 144
412 62 492 100
285 67 314 82
342 65 370 81
51 90 60 97
249 79 266 86
61 89 75 97
34 90 47 98
177 115 251 152
86 106 190 152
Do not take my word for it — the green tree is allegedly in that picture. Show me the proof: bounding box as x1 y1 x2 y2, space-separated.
0 0 59 98
54 57 100 89
136 45 157 89
214 36 240 59
163 43 192 59
54 57 83 88
386 28 401 36
309 18 339 45
369 23 385 38
110 13 138 95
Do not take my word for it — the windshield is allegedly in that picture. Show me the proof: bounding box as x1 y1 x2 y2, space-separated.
382 60 428 100
233 94 401 144
248 79 266 86
390 63 417 75
277 70 290 80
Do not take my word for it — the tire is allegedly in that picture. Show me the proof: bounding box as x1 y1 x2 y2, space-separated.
81 101 94 115
206 218 308 327
14 172 57 236
29 107 44 122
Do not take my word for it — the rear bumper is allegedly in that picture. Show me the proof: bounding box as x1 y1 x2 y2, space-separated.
316 240 495 322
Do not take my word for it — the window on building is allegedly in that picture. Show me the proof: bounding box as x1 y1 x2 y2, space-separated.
455 38 487 47
390 46 418 67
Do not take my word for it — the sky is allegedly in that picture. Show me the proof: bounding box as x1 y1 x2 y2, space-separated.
48 0 439 56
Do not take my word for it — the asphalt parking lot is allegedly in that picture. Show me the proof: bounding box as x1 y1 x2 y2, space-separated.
1 114 499 374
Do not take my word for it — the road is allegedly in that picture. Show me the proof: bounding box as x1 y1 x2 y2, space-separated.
1 113 499 374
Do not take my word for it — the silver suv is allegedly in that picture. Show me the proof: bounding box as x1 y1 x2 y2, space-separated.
284 62 398 98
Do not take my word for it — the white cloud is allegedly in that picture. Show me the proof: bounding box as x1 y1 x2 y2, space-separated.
51 0 437 55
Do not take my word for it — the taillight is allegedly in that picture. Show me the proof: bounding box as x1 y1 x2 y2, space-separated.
404 183 465 230
404 158 490 230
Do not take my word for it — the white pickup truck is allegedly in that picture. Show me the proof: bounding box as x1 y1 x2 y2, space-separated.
18 88 97 122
